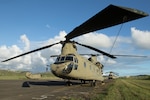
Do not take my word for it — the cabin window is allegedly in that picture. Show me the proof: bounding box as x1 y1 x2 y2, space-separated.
74 64 78 70
75 58 78 63
84 62 86 68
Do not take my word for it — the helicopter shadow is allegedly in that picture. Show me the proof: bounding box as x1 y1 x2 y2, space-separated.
22 80 80 87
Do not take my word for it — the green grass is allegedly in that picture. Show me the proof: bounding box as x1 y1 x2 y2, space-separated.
0 70 58 80
0 70 26 80
95 78 150 100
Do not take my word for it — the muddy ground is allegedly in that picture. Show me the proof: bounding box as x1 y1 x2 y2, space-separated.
0 79 114 100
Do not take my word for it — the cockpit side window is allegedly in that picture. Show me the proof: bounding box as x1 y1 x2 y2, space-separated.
56 57 60 62
74 58 78 63
60 56 65 61
55 56 65 63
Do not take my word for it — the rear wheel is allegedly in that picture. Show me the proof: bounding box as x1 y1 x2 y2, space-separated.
90 80 96 87
80 80 86 86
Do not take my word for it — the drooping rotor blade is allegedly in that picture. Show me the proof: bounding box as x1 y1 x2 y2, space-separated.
2 42 60 62
112 72 119 76
80 54 100 56
114 55 147 58
65 4 148 40
106 71 119 76
80 54 147 58
50 55 59 57
75 42 116 59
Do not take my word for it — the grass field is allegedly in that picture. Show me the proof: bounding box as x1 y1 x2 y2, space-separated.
0 70 149 100
0 70 58 80
94 77 150 100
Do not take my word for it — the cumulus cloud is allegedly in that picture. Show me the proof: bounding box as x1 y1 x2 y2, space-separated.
0 31 67 72
20 34 30 51
131 27 150 49
0 45 22 59
76 32 112 48
0 31 69 71
0 30 149 75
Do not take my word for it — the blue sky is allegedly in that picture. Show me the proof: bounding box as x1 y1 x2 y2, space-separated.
0 0 150 76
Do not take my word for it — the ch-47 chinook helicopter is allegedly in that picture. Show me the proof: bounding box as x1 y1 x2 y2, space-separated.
2 4 148 86
105 71 119 79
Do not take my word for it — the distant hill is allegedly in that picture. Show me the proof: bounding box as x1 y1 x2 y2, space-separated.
130 75 150 80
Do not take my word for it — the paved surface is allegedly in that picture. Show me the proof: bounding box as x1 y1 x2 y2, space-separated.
0 79 96 100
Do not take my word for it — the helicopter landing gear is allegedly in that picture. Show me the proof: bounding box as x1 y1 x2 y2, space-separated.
80 80 86 86
90 80 96 87
66 80 72 86
101 81 105 85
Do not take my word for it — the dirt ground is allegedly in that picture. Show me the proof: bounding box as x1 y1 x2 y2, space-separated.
0 79 114 100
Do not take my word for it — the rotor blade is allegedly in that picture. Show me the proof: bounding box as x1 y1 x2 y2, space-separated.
80 54 100 56
114 55 147 58
50 55 59 57
75 42 116 59
65 4 148 40
80 54 147 58
2 42 60 62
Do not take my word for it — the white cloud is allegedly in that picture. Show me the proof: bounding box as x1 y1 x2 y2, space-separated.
76 32 112 48
20 34 30 51
0 45 22 59
111 36 132 44
106 58 117 64
0 30 149 75
131 27 150 49
0 31 67 72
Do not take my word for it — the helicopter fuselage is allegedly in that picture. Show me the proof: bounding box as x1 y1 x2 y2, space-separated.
1 4 147 84
50 42 104 81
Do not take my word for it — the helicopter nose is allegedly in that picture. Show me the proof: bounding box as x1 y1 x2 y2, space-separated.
51 62 73 75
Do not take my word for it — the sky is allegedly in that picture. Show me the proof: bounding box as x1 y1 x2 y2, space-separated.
0 0 150 76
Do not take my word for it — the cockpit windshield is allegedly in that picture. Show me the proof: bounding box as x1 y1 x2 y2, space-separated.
66 56 73 61
55 55 75 63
